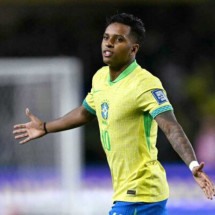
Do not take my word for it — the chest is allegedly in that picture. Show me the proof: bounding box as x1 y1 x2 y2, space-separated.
93 81 139 123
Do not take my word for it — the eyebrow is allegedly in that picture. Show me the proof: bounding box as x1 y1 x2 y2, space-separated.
103 33 127 38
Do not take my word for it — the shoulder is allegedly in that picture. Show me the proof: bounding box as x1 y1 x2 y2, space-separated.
93 66 108 79
91 66 109 87
134 66 163 91
93 66 109 78
135 65 159 81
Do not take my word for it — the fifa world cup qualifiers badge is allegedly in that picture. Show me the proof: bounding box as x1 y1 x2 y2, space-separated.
151 89 168 105
101 102 109 120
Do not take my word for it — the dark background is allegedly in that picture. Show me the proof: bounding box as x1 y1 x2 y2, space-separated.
0 0 214 165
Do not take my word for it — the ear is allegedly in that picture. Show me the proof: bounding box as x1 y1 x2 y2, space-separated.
131 44 139 55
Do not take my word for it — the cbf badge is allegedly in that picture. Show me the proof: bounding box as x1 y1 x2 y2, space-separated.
101 102 109 120
151 89 168 104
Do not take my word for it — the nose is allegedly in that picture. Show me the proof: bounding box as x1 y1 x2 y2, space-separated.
105 38 114 48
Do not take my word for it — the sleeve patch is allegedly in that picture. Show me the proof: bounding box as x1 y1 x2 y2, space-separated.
151 89 168 105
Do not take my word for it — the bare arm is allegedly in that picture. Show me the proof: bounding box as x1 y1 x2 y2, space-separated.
155 110 215 199
155 110 196 166
46 105 95 133
13 105 95 144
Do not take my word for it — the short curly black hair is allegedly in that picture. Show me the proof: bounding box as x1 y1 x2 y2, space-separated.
106 13 146 47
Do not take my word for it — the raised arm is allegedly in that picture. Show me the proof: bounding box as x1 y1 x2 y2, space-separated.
13 105 95 144
155 110 215 200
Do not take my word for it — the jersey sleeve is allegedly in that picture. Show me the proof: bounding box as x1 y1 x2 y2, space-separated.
82 88 96 115
136 78 173 118
82 67 107 116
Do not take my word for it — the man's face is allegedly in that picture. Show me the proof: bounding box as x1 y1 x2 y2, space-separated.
101 22 137 69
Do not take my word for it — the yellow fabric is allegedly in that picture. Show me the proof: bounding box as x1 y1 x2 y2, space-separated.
83 61 173 203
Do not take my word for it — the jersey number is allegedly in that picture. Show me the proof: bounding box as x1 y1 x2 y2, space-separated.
101 130 111 151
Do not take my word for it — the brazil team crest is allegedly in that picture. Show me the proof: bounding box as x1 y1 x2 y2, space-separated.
101 102 109 120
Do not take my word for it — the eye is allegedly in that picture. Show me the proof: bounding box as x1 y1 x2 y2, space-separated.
116 36 124 43
103 34 109 40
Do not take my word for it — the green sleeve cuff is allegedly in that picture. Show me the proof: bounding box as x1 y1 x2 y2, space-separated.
150 105 173 118
82 99 96 115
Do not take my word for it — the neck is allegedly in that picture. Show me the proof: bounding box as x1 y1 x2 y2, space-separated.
109 59 134 81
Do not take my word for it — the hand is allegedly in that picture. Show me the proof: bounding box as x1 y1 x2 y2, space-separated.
192 162 215 200
13 108 46 144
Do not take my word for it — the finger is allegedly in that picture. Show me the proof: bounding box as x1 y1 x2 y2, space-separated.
202 173 215 188
192 164 203 177
13 128 27 134
14 133 28 140
14 124 26 129
19 137 31 144
206 187 214 200
202 187 209 199
197 162 205 171
194 171 215 199
194 162 204 175
204 185 213 200
26 108 34 120
202 178 215 199
208 182 215 199
206 179 215 191
200 179 211 199
203 189 212 200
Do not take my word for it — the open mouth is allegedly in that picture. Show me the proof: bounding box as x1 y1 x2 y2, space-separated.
103 50 113 57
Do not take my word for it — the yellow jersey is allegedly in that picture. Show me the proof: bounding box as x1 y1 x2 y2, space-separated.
83 60 173 203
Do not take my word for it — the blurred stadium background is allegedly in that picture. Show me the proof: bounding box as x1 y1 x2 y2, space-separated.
0 0 215 214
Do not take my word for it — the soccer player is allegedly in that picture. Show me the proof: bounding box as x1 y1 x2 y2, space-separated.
13 13 215 215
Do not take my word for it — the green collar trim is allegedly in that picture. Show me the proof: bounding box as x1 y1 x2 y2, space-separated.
108 60 138 85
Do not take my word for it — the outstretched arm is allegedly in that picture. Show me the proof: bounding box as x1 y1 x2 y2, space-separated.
13 105 95 144
155 110 215 200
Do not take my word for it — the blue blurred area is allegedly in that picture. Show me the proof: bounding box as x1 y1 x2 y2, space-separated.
83 164 215 213
0 164 214 214
168 209 215 215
